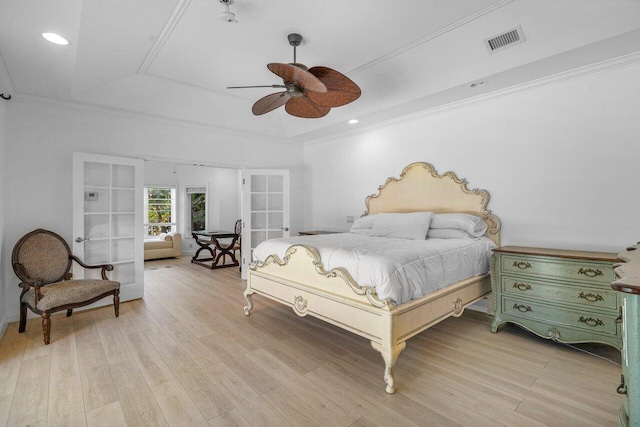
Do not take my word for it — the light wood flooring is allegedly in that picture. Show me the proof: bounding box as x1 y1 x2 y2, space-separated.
0 256 623 426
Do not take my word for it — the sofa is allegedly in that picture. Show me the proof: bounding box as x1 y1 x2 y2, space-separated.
144 232 182 260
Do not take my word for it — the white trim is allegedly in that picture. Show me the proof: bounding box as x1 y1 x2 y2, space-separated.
302 49 640 146
348 0 515 75
184 183 208 236
139 155 248 170
137 0 193 74
11 93 291 144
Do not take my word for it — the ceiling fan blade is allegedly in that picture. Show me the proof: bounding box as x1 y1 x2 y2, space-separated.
306 66 361 107
285 96 330 118
267 63 327 93
227 85 286 89
252 92 291 115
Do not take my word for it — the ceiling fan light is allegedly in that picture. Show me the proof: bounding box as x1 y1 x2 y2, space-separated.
42 32 69 45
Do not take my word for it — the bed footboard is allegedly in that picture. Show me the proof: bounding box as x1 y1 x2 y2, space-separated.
245 244 491 394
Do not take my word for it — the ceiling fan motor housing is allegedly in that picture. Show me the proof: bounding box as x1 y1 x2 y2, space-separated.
287 33 303 46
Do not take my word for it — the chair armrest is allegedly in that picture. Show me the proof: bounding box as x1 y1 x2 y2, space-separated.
70 255 114 280
13 262 45 305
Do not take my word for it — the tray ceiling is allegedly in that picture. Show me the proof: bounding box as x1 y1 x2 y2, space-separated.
1 0 640 142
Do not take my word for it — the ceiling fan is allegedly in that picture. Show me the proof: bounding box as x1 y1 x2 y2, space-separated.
227 33 361 118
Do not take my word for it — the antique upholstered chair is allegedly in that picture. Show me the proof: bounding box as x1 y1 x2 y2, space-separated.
12 229 120 344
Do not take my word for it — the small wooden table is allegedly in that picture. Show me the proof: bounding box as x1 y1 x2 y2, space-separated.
191 230 239 269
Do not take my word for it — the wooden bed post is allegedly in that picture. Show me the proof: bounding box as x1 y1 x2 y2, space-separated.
370 312 406 394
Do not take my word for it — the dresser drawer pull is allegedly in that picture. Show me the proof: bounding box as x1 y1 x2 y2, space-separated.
617 375 627 395
578 316 604 327
512 282 532 291
577 292 604 302
513 303 532 313
616 306 623 324
513 261 532 270
577 267 603 278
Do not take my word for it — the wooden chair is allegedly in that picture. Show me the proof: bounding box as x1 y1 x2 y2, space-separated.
221 219 242 268
12 229 120 344
233 219 241 259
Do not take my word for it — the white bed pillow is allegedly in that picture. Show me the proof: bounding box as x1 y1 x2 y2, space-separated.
430 213 487 237
427 228 475 239
369 212 432 240
349 214 377 235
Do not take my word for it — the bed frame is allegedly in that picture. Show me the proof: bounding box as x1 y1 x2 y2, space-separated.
244 162 501 393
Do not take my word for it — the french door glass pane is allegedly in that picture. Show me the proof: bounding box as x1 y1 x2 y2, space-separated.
112 165 135 188
267 175 283 192
251 175 267 192
251 193 267 211
84 162 109 187
85 215 109 239
84 188 110 213
85 240 109 265
113 214 135 238
113 189 135 212
112 238 134 262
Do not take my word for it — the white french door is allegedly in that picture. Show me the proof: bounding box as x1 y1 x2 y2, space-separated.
72 152 144 302
241 169 290 279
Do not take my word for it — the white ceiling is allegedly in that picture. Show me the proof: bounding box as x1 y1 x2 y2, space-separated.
1 0 640 143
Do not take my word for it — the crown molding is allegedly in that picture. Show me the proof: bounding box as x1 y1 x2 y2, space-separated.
12 92 292 144
137 0 192 74
303 49 640 146
348 0 515 75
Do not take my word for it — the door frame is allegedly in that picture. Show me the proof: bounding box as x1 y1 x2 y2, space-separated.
72 152 145 302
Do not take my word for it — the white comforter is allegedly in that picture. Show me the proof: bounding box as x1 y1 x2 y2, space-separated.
252 233 495 305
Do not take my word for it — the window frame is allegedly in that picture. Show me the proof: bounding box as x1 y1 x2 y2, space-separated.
143 186 177 238
185 184 208 236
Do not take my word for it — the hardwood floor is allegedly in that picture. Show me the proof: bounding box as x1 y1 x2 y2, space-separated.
0 257 623 426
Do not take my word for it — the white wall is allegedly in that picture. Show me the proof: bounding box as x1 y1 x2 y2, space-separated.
1 99 303 322
145 161 240 253
0 98 7 335
304 63 640 253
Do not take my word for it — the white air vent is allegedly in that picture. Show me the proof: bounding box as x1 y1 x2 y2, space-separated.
484 25 525 53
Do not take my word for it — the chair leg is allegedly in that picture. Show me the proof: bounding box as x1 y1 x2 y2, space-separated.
18 303 27 333
41 311 51 345
114 290 120 317
66 309 73 317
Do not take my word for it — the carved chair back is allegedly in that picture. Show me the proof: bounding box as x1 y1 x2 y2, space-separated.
12 229 72 286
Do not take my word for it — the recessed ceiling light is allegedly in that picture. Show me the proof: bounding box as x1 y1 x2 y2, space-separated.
42 32 69 46
470 80 488 88
348 119 359 124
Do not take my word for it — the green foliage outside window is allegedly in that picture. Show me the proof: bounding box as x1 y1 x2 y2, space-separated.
147 188 173 236
191 193 206 232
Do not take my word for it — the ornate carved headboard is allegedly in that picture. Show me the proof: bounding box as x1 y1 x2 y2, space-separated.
364 162 501 245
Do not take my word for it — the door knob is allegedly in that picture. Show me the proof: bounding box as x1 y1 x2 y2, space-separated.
75 237 89 243
281 227 289 232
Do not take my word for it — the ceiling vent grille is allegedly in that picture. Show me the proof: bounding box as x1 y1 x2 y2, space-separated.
484 25 525 53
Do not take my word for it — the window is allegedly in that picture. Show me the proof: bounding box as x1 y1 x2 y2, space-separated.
186 185 207 234
144 187 176 237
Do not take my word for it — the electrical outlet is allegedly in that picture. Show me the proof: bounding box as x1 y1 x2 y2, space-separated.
189 243 193 248
346 216 354 223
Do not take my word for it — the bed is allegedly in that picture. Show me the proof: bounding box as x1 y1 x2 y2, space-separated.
244 162 501 393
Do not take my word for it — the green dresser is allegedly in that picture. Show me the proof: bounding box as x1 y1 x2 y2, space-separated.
612 244 640 427
490 246 622 350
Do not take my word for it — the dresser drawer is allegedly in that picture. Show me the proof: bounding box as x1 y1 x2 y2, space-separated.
501 276 619 310
502 296 619 336
501 255 614 284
